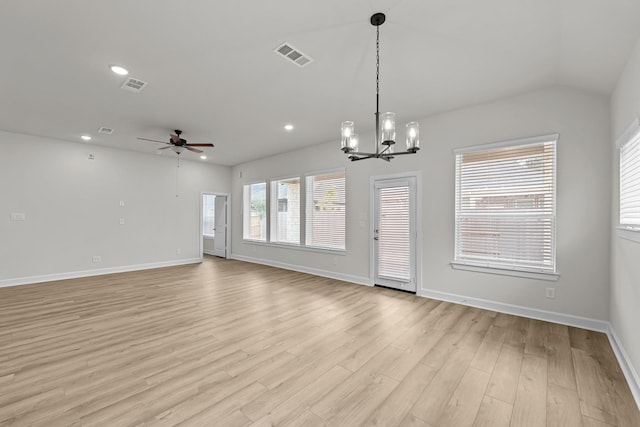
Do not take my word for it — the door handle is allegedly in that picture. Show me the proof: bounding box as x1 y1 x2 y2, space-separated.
373 236 379 240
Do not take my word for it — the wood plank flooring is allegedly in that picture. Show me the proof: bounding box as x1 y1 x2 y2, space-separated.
0 256 638 426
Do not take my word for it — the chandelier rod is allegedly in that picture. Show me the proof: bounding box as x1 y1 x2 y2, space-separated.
375 22 380 156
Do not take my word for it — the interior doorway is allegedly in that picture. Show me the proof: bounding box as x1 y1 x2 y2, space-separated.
201 193 229 258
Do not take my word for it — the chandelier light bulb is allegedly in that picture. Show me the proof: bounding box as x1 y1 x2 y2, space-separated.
406 122 420 152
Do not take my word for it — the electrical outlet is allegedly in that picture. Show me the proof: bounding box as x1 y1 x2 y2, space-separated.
92 256 101 263
176 248 181 255
119 218 125 225
119 200 125 207
10 212 26 221
546 287 556 299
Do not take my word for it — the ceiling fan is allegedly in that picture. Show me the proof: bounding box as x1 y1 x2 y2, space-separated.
137 129 214 154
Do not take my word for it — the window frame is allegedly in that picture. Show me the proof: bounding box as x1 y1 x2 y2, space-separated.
304 168 347 252
269 175 301 246
451 134 559 281
242 181 268 242
241 168 346 254
617 118 640 244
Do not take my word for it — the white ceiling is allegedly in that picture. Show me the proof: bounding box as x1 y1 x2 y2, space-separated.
2 0 640 166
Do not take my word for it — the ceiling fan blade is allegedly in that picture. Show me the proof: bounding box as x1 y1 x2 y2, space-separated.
138 137 170 144
170 134 181 143
187 143 214 147
185 146 203 153
158 145 173 150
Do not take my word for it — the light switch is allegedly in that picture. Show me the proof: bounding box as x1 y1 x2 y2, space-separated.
10 212 26 221
119 200 125 207
119 218 125 225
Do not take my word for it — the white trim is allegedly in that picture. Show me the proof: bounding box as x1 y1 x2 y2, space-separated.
607 326 640 409
203 249 216 256
451 262 559 281
616 117 640 149
241 239 346 256
453 133 559 154
229 254 370 287
420 288 608 332
617 227 640 243
0 258 202 288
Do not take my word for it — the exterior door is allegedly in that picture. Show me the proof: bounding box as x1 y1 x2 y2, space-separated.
373 177 417 292
213 195 227 258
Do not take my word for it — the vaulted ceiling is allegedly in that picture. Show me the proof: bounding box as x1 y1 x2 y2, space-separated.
2 0 640 165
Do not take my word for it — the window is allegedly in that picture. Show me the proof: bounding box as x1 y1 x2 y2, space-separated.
202 194 215 237
242 170 346 251
619 120 640 232
454 134 557 275
306 171 346 250
270 177 300 244
243 182 267 241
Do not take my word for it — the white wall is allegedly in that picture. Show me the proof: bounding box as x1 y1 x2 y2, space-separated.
231 86 611 321
610 38 640 389
0 131 231 284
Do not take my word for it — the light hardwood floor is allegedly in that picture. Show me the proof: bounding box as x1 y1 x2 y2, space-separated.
0 256 638 426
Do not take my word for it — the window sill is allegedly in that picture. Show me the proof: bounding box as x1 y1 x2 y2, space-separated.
617 226 640 243
450 262 559 281
243 239 346 256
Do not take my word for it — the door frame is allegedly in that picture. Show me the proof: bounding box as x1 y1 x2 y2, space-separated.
369 171 422 295
199 191 231 259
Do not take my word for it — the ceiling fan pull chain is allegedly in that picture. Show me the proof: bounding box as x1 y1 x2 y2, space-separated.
176 156 180 197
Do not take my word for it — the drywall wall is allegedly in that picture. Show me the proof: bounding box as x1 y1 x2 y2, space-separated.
0 131 231 284
231 85 611 321
610 38 640 391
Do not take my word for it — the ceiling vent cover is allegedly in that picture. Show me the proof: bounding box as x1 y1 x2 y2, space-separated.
98 127 114 134
274 42 313 67
120 77 148 93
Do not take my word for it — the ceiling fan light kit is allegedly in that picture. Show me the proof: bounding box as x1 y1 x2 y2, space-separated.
137 129 214 156
340 13 420 162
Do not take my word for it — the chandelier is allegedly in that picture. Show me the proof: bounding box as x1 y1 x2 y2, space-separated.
341 13 420 162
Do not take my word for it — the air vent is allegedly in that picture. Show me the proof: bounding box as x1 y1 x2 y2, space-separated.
98 127 114 135
274 42 313 67
120 77 148 93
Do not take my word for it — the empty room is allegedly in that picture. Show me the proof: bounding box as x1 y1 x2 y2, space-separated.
2 1 640 426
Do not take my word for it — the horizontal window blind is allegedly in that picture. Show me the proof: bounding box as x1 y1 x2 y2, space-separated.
377 186 411 281
455 137 556 273
305 171 346 250
620 128 640 230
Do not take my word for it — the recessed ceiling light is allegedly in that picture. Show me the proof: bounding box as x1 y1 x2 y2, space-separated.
200 155 207 160
81 135 92 141
284 124 294 131
110 65 129 76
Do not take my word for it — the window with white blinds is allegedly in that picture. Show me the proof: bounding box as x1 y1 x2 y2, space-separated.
620 123 640 231
454 134 557 273
270 177 300 244
305 171 346 250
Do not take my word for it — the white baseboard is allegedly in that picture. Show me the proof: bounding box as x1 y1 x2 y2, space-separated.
203 249 216 256
229 254 371 287
0 258 202 288
420 288 609 332
606 326 640 409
